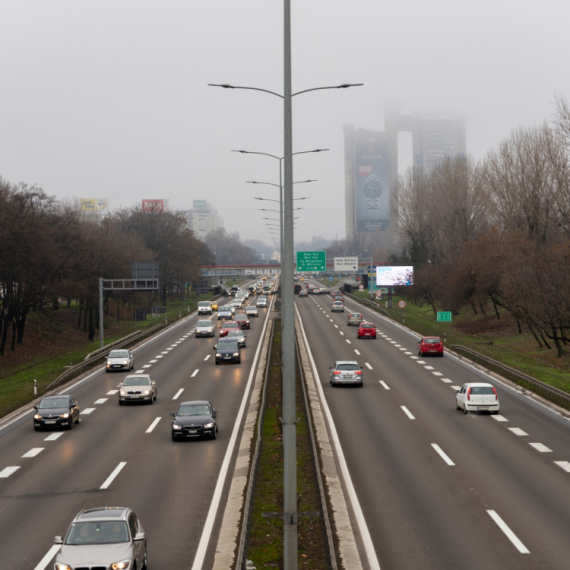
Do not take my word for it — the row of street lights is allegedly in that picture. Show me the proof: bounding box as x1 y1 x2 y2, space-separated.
209 9 362 564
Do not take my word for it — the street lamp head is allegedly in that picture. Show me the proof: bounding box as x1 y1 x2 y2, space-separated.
208 83 235 89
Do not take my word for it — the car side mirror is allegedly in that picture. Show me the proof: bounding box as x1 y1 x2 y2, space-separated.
328 366 332 370
54 536 63 544
134 531 145 541
33 405 38 411
170 412 176 417
117 383 123 388
214 345 217 350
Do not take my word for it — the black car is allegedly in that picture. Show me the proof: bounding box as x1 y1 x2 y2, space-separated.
171 400 218 440
214 340 241 364
33 395 80 431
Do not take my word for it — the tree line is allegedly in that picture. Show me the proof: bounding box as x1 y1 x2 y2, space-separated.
0 183 213 354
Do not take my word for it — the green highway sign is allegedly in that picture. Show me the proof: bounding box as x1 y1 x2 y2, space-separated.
437 311 452 322
296 251 326 272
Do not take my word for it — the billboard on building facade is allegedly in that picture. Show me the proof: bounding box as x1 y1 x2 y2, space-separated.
354 132 390 232
80 198 109 212
142 199 169 212
193 200 208 209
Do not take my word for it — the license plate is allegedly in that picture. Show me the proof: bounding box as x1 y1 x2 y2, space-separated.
188 430 197 434
224 356 231 359
45 420 56 424
129 395 139 399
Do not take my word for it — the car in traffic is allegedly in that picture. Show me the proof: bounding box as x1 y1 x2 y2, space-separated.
214 340 241 364
105 349 134 372
211 300 219 311
195 319 215 337
218 305 233 320
298 289 308 297
33 395 80 431
245 304 259 317
226 329 247 348
257 296 268 308
229 285 240 296
312 288 322 295
54 506 147 570
329 361 363 387
234 313 250 329
197 300 213 315
418 336 444 357
118 374 157 405
456 383 500 414
331 300 344 312
220 321 240 337
230 298 244 310
357 322 377 339
347 312 363 326
171 400 218 440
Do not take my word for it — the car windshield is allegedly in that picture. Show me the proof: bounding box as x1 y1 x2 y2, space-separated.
108 350 129 358
227 331 243 338
39 398 68 409
336 364 360 371
350 313 361 318
177 404 211 416
220 306 232 311
198 302 210 307
361 324 374 329
197 320 213 327
470 386 495 395
218 341 239 350
425 338 441 344
123 377 150 386
65 521 129 545
224 323 238 329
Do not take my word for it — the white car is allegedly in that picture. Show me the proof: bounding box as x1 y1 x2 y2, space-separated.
257 296 268 308
456 383 500 415
197 301 213 315
105 349 134 372
245 305 259 317
195 319 215 337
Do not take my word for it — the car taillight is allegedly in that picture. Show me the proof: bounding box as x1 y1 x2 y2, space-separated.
333 371 340 375
355 371 362 375
467 388 471 401
493 387 497 401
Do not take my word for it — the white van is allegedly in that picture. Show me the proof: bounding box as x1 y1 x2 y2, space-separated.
197 301 213 315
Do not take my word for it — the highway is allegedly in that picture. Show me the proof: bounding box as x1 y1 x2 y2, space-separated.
0 283 271 569
295 284 570 570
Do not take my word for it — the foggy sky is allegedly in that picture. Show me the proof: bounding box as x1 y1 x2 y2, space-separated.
1 0 569 246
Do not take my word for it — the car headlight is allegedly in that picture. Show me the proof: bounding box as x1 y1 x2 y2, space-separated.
143 390 150 395
111 560 131 570
172 424 182 430
61 413 70 419
204 422 214 429
122 360 128 365
216 353 222 358
34 414 42 420
120 391 127 396
55 564 72 570
233 352 239 357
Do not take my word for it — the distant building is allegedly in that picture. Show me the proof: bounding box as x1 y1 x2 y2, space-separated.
187 200 224 240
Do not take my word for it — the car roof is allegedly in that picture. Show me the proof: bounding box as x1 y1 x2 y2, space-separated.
180 400 210 406
334 360 359 366
75 507 129 522
41 394 71 401
464 382 494 387
124 374 152 380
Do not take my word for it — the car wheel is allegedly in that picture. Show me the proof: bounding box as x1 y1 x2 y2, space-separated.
149 397 154 405
358 382 363 388
67 420 73 430
119 400 124 406
171 434 177 441
463 404 469 415
142 548 148 569
215 360 219 365
34 426 40 431
105 369 109 373
211 428 217 440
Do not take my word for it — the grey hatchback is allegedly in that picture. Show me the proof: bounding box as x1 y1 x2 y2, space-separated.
54 506 147 570
329 360 363 387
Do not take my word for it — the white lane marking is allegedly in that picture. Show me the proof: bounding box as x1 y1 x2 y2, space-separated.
149 359 158 363
385 337 392 340
365 363 373 370
33 544 60 570
22 447 45 457
451 385 461 391
555 461 570 472
100 462 127 489
424 366 434 370
431 444 455 466
146 417 162 433
329 319 334 322
191 369 199 378
399 348 407 351
346 339 352 344
106 390 118 395
432 372 443 377
94 398 108 405
161 351 169 354
442 378 452 383
142 365 152 369
175 341 182 344
487 510 530 554
339 331 344 336
529 443 552 452
492 415 509 422
166 348 173 351
401 406 415 420
204 354 211 361
416 360 426 364
0 466 20 478
379 381 390 390
381 335 387 338
81 408 96 415
170 344 178 347
509 428 528 436
156 355 164 359
410 356 419 360
354 349 361 355
135 369 145 373
404 351 412 355
389 341 397 344
394 344 401 347
173 389 184 400
334 324 338 329
44 433 64 441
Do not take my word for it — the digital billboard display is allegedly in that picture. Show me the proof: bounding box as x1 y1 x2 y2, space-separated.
375 266 414 286
354 131 390 232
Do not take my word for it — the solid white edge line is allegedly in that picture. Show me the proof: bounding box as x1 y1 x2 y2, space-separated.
295 303 381 570
191 293 274 570
487 510 530 553
100 461 127 489
431 444 455 466
146 417 162 433
33 544 61 570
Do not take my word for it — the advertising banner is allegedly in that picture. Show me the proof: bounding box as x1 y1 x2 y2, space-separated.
142 199 166 212
193 200 208 209
375 266 414 286
334 257 358 272
354 132 390 232
80 198 109 212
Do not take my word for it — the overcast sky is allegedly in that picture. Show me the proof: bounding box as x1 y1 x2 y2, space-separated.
2 0 569 245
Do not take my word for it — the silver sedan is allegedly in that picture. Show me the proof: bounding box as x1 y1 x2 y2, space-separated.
119 374 157 405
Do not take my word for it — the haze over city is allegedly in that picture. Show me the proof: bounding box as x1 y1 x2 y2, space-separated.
2 0 569 243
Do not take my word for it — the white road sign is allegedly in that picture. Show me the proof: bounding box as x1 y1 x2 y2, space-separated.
334 256 358 272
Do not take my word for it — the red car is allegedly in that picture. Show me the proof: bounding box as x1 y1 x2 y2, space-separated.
357 322 377 339
220 321 240 337
234 314 250 329
418 336 444 357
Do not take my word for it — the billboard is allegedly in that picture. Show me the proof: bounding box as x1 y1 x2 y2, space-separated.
193 200 208 209
334 257 358 272
375 266 414 286
354 131 390 232
80 198 109 212
142 199 169 212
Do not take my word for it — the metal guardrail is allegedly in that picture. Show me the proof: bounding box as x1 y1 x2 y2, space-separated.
451 345 570 411
84 330 144 361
